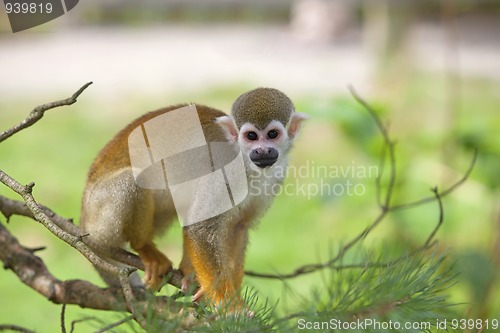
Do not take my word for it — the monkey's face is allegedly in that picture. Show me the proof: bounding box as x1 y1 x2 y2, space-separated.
238 120 289 169
215 109 307 171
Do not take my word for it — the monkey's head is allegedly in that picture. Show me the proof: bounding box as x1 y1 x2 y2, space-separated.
216 88 307 169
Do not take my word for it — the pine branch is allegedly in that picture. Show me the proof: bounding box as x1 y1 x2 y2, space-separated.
279 247 456 333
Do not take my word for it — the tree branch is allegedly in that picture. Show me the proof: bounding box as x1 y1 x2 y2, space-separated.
0 82 93 143
0 221 193 320
0 194 184 289
0 171 129 279
425 187 444 246
0 194 78 233
93 316 133 333
0 220 135 311
0 325 36 333
348 84 397 211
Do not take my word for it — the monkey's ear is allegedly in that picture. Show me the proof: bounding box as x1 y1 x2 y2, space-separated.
215 116 239 143
287 112 308 139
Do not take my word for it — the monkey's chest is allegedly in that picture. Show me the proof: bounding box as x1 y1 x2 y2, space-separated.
234 173 283 227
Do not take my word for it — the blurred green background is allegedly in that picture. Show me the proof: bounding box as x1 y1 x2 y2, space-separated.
1 1 499 332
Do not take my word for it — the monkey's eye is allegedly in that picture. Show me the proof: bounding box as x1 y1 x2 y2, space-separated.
246 132 258 141
267 130 279 139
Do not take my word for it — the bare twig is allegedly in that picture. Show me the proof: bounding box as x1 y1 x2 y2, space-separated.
245 261 390 279
70 317 96 333
348 85 397 211
118 272 146 327
61 304 67 333
0 82 92 143
94 316 133 333
425 187 444 246
0 194 78 233
0 325 35 333
26 245 46 253
375 142 387 209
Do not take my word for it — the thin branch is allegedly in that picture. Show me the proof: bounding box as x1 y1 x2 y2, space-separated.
348 85 397 210
0 194 78 233
245 261 391 279
375 141 387 209
26 245 46 253
61 304 67 333
70 317 96 333
0 325 35 333
119 272 146 327
425 187 444 246
93 316 133 333
0 82 93 143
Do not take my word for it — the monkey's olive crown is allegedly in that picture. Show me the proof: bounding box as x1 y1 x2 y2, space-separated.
231 87 295 130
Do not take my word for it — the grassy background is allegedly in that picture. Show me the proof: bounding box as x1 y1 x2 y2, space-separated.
1 70 499 331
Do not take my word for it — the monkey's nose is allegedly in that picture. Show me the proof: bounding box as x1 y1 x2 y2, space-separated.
250 148 279 168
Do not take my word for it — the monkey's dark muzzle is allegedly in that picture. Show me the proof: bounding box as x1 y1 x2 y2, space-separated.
250 147 279 168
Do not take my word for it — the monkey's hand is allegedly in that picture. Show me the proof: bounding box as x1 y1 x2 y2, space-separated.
136 243 172 291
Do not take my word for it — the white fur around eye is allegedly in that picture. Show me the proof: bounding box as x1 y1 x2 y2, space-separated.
264 120 287 140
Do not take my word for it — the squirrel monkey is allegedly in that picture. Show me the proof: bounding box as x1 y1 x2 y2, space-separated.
80 87 306 309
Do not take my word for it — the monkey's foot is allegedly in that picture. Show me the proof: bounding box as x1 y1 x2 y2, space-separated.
192 288 205 303
136 243 172 291
181 272 199 295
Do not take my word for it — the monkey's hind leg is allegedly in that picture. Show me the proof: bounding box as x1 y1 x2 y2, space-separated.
125 189 173 291
179 240 199 295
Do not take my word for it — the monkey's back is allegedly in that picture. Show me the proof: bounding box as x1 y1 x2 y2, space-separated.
86 104 228 185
